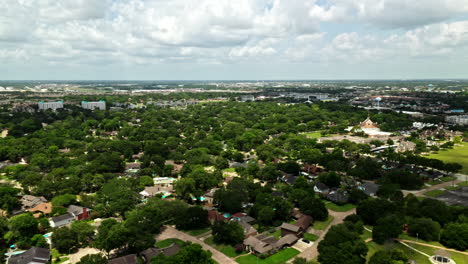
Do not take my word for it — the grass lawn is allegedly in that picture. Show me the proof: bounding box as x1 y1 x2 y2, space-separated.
236 248 300 264
408 242 468 264
426 142 468 174
303 233 319 242
51 249 64 259
312 215 334 230
271 228 282 239
223 168 236 172
445 186 460 191
360 229 372 241
156 238 185 248
205 236 245 258
398 233 444 247
52 257 69 264
458 181 468 187
325 201 357 212
423 189 447 197
366 241 431 264
440 176 457 182
187 227 211 236
304 132 323 138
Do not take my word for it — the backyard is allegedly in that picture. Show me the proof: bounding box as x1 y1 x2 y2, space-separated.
236 248 300 264
426 142 468 174
204 236 245 258
324 201 357 212
312 215 334 230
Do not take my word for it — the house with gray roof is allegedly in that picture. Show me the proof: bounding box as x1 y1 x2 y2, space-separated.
8 247 50 264
49 212 75 228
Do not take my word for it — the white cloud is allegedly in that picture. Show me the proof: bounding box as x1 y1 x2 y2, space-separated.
0 0 467 78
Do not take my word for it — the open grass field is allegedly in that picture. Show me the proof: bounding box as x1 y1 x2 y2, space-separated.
426 142 468 174
407 242 468 264
366 240 468 264
312 215 334 230
398 233 444 247
324 201 357 212
236 248 300 264
423 189 447 197
366 241 431 264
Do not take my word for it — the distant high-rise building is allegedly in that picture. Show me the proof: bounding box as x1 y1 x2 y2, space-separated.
446 115 468 126
81 100 106 110
38 101 63 111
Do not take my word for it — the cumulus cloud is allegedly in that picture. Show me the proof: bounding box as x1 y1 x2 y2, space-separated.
0 0 467 78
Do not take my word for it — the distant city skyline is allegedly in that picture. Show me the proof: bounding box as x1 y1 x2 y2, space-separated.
1 0 468 80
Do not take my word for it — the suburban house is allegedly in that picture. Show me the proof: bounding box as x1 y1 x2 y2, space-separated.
231 212 256 224
313 182 330 194
358 182 380 197
20 195 47 210
281 213 312 237
125 162 141 175
243 233 299 256
139 185 173 198
7 247 50 264
27 202 52 218
295 215 313 233
207 210 229 224
237 221 258 237
203 188 219 205
49 213 75 228
108 254 138 264
327 190 349 203
140 244 182 263
67 205 91 220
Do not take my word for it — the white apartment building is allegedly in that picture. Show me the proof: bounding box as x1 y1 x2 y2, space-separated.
38 101 63 111
446 115 468 126
81 100 106 110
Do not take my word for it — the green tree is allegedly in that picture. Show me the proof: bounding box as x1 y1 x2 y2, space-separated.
0 185 20 212
52 227 79 253
369 249 408 264
407 218 440 241
299 196 328 221
211 221 244 245
94 219 128 256
152 243 215 264
175 206 208 230
318 224 368 264
77 254 107 264
372 215 403 244
97 179 139 216
8 213 39 244
71 221 95 246
440 222 468 251
318 172 341 188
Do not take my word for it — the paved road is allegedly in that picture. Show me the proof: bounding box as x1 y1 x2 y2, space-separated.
156 226 237 264
293 208 356 261
406 180 461 197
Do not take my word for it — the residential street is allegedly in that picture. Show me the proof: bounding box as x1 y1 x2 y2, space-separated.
155 226 238 264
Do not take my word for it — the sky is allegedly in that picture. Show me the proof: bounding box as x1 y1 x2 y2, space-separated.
1 0 468 80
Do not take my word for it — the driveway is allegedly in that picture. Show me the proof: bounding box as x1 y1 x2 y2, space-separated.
156 226 237 264
292 209 356 261
66 247 101 264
